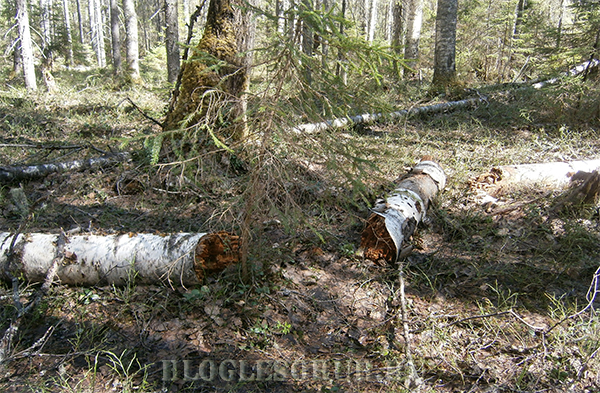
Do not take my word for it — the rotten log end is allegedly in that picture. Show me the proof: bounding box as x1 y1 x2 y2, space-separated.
360 213 396 263
194 231 240 281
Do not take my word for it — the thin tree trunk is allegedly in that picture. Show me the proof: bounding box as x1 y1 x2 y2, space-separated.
0 232 240 287
90 0 107 67
404 0 423 77
76 0 84 44
62 0 74 66
368 0 378 42
390 0 402 75
301 0 314 85
110 0 122 73
16 0 37 90
165 0 181 83
123 0 141 81
432 0 458 89
336 0 347 84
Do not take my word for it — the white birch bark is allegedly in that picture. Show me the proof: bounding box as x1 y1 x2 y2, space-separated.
62 0 74 65
404 0 424 75
368 0 378 42
0 232 240 287
123 0 141 81
16 0 37 90
361 158 446 262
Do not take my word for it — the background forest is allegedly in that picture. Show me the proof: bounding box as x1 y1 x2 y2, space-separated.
1 0 600 391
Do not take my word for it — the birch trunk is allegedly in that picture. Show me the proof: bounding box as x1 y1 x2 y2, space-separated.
0 232 240 286
110 0 122 73
470 159 600 196
16 0 37 90
123 0 141 82
165 0 180 83
404 0 423 76
367 0 378 42
361 157 446 262
62 0 74 66
432 0 458 88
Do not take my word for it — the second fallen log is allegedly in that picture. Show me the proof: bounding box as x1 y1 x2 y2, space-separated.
360 157 446 262
0 231 240 287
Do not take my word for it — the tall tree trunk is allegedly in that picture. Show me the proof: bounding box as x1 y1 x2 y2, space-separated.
367 0 378 42
513 0 526 36
110 0 122 73
403 0 423 77
163 0 254 142
76 0 84 44
390 0 402 75
40 0 54 62
62 0 74 66
336 0 347 84
90 0 107 67
165 0 181 83
432 0 458 89
16 0 37 90
123 0 141 81
301 0 314 85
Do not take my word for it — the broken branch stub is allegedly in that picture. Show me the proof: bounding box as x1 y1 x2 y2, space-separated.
360 157 446 262
0 231 240 287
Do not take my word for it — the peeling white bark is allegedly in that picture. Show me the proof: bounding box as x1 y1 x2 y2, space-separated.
0 231 239 287
361 158 446 262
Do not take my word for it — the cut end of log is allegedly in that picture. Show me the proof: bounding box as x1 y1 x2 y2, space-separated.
194 231 240 281
360 213 396 262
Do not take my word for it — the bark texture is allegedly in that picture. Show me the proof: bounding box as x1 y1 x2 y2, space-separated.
432 0 458 88
123 0 141 81
470 159 600 197
0 152 131 183
165 0 180 83
163 0 253 141
110 0 122 73
0 232 240 286
361 157 446 262
16 0 37 90
404 0 424 75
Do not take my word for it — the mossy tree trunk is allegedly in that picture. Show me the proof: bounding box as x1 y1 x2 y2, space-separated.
164 0 253 141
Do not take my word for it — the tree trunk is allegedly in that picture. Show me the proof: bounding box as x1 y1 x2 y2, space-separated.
0 152 131 183
470 159 600 197
62 0 74 66
110 0 123 73
301 0 314 85
360 157 446 262
165 0 181 84
336 0 347 84
390 0 402 75
403 0 424 77
16 0 37 90
89 0 107 67
432 0 458 89
76 0 84 44
123 0 141 82
163 0 253 142
367 0 378 42
40 0 54 62
0 232 240 287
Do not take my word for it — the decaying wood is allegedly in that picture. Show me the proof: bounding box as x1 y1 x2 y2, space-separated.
552 170 600 212
0 231 239 287
0 152 131 183
470 159 600 197
360 156 446 262
531 59 600 89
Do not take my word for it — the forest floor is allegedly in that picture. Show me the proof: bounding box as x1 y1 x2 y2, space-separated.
1 68 600 392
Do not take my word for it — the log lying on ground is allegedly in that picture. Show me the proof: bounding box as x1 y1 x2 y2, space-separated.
531 59 600 89
470 159 600 197
360 157 446 262
0 152 131 183
0 231 239 287
292 97 485 134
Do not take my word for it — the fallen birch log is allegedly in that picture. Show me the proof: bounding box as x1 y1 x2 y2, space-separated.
0 231 239 287
470 159 600 197
0 152 131 183
531 59 600 89
360 157 446 262
292 97 485 134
